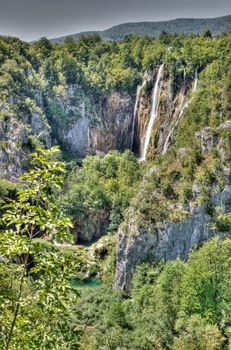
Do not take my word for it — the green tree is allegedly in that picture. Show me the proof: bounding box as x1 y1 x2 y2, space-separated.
173 315 224 350
202 29 212 38
179 238 231 326
62 151 141 239
0 147 79 350
33 37 53 59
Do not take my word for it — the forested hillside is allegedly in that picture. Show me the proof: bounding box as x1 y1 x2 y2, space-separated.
51 15 231 42
0 27 231 349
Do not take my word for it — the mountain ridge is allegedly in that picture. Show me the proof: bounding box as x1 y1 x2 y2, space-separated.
51 14 231 43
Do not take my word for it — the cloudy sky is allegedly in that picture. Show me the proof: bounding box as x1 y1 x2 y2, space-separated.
0 0 230 41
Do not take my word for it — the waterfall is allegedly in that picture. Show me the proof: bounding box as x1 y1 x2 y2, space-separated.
162 90 187 155
162 87 186 155
140 64 164 161
183 69 186 84
193 68 198 92
130 83 144 149
162 69 198 155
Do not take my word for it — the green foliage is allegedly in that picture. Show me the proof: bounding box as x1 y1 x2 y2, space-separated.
202 29 213 38
173 315 224 350
0 31 230 165
62 150 141 236
0 147 79 350
0 29 231 350
211 207 231 232
175 60 231 149
51 16 231 42
76 238 231 349
0 179 18 201
31 37 53 60
179 238 231 325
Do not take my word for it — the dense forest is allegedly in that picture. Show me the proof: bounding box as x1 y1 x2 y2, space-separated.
0 26 231 349
51 15 231 42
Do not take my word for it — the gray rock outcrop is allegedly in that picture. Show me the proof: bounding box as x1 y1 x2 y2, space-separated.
114 184 231 293
49 85 135 156
114 121 231 292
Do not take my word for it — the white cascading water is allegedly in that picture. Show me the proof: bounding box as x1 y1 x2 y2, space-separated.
162 87 186 155
193 67 198 92
140 64 164 161
130 83 144 149
162 68 198 155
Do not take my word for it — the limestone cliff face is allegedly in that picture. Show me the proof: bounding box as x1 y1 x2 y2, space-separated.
48 84 92 155
48 84 134 156
89 91 134 155
1 64 196 177
133 66 196 158
114 184 231 292
73 209 110 244
1 81 134 177
0 112 29 178
0 98 51 178
114 122 231 292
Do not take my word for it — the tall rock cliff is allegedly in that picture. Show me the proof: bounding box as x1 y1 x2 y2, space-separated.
115 121 231 292
1 82 135 178
0 93 51 178
0 57 203 180
47 84 134 156
1 55 200 179
132 65 197 158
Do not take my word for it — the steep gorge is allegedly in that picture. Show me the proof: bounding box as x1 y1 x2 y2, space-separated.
1 33 231 294
1 60 197 178
115 121 231 292
0 83 135 177
113 63 231 291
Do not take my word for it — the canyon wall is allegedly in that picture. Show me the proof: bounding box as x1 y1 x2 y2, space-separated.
1 63 197 179
1 63 205 247
115 183 231 292
0 93 51 178
48 84 135 157
1 83 135 178
132 66 197 158
114 121 231 292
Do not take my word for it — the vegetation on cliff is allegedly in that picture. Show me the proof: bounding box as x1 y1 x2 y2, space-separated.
1 29 230 179
0 27 231 350
77 238 231 350
62 150 141 241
